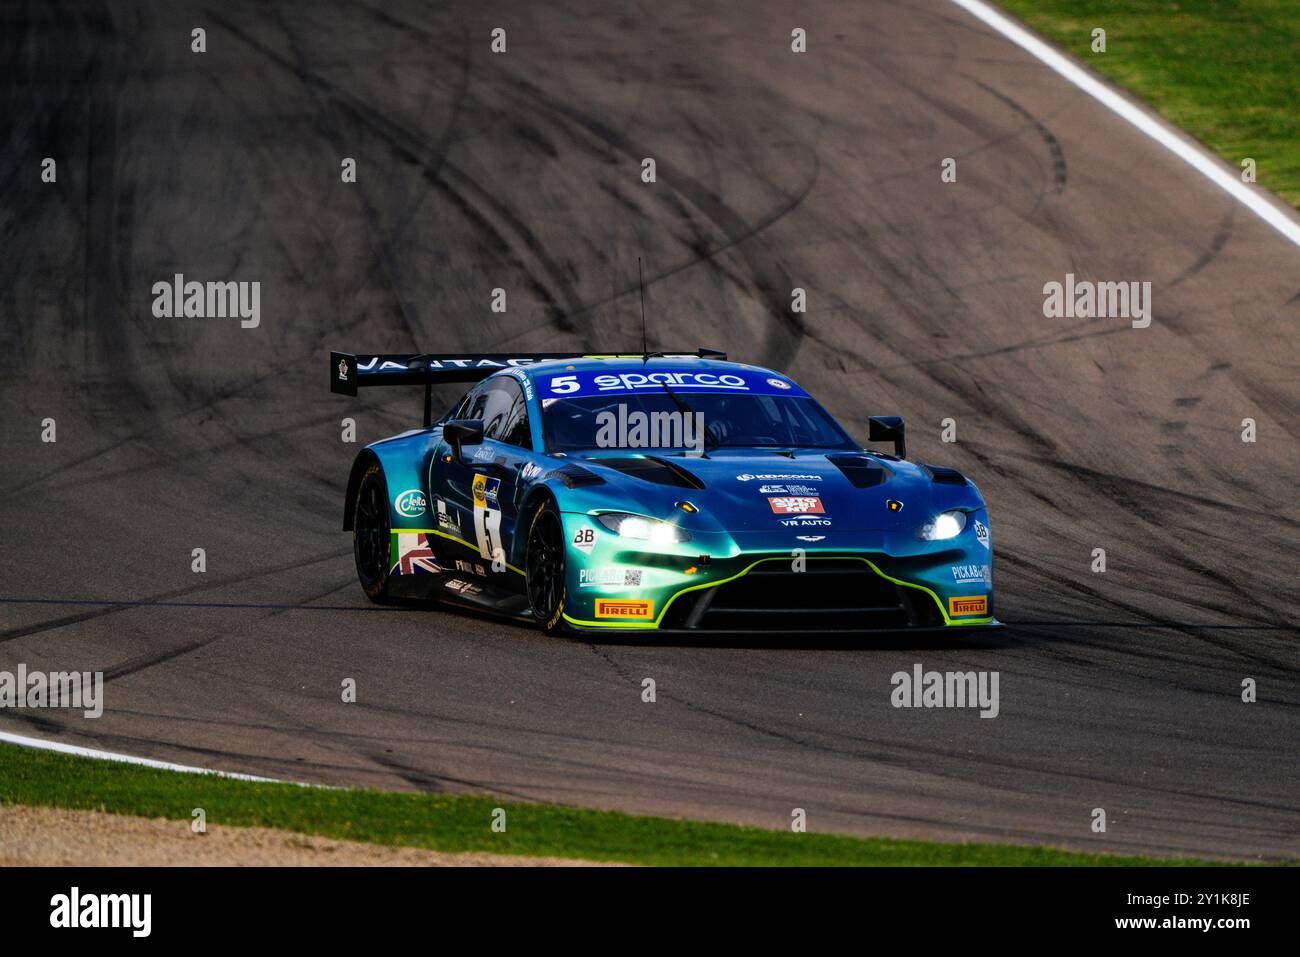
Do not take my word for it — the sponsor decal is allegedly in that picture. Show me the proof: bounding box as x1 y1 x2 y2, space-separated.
520 462 543 482
510 367 535 400
435 498 460 533
472 446 494 463
595 599 654 620
736 473 822 482
359 356 553 373
471 475 488 507
390 532 440 575
952 564 992 585
579 568 643 588
796 534 826 542
539 370 810 399
471 474 503 561
394 488 427 517
948 595 988 616
454 559 487 577
571 526 598 555
886 499 904 512
758 483 817 495
974 519 990 549
444 578 482 596
768 496 825 515
780 516 831 527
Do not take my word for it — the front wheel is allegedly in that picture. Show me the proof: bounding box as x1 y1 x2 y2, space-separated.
353 463 393 603
525 501 567 635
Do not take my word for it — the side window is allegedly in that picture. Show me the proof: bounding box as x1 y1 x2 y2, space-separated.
443 389 474 423
501 383 532 449
480 377 532 450
461 385 490 423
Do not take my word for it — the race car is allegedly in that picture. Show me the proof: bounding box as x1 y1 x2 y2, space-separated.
331 349 999 635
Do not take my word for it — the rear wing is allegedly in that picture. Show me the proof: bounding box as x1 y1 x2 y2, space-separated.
330 349 727 425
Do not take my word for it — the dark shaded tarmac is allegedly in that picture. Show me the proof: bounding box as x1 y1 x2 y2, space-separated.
1 0 1296 859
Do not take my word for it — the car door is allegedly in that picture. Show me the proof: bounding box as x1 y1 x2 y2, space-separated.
432 374 531 592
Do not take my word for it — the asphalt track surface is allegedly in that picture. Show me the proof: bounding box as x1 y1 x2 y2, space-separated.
1 1 1297 861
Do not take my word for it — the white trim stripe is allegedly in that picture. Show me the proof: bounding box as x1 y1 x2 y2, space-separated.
948 0 1300 250
0 730 298 784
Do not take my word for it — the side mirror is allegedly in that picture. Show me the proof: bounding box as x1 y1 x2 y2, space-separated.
868 416 906 459
444 418 485 465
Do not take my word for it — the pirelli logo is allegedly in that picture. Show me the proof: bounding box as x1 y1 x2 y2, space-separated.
595 599 654 620
949 595 988 616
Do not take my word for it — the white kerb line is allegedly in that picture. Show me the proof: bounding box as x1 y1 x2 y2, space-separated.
947 0 1300 250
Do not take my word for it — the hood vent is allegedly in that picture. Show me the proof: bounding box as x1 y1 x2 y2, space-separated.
921 463 968 485
590 456 706 489
544 464 605 488
824 453 889 488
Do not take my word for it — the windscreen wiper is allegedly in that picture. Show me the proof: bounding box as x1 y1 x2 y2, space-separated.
660 381 715 455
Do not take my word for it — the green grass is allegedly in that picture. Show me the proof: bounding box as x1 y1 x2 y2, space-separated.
995 0 1300 206
0 743 1238 866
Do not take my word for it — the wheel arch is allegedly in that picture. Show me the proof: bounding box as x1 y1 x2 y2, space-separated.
514 483 561 567
342 449 382 530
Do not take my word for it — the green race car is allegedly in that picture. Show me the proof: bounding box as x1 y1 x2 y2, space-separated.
332 349 999 635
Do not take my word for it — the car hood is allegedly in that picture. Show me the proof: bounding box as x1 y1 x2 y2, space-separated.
568 448 956 534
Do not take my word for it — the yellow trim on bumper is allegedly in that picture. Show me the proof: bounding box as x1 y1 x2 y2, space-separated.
562 556 993 629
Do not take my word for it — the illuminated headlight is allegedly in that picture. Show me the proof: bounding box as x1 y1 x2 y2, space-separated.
918 510 966 541
596 512 691 544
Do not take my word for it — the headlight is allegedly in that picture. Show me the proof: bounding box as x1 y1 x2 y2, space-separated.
918 510 967 541
596 512 691 544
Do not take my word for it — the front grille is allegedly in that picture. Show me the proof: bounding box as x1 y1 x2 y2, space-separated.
664 559 923 631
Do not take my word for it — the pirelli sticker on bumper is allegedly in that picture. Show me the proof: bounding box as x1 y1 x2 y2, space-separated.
595 599 654 620
949 595 988 616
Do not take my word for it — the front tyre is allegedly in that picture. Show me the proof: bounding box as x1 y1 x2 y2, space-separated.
353 463 393 603
525 501 568 635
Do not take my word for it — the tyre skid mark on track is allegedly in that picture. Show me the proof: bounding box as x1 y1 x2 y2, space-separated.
1169 206 1236 287
996 551 1295 673
501 73 816 370
207 9 589 345
582 639 1300 819
362 748 537 799
0 549 352 645
967 75 1067 196
584 632 1298 814
97 577 358 686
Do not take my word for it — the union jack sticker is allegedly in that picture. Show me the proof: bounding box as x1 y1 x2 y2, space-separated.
390 532 440 575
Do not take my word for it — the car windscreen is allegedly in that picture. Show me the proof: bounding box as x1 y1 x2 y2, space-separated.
541 391 859 452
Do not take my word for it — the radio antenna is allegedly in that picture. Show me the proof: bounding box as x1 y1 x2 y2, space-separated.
637 256 648 358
